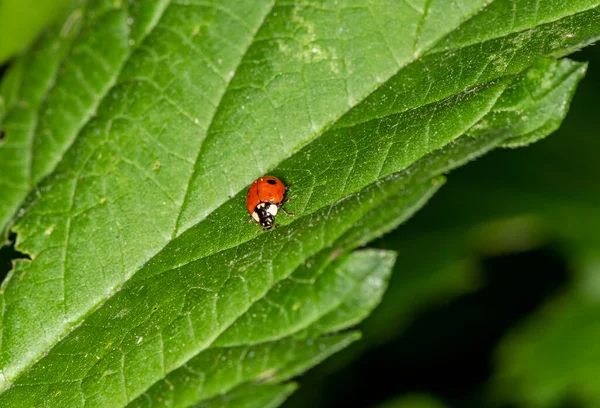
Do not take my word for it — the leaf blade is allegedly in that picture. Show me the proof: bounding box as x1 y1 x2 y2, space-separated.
0 0 596 405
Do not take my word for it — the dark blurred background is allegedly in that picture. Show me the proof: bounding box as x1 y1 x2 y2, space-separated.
2 6 600 408
281 45 600 408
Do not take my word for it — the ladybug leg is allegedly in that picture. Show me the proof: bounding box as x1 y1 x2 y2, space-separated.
281 195 296 217
281 206 295 217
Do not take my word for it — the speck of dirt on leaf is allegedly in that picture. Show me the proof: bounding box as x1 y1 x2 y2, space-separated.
367 276 383 288
44 225 56 236
60 8 82 38
256 368 277 382
330 248 343 260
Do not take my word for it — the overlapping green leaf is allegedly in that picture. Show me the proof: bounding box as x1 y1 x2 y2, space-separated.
0 0 597 406
0 0 172 232
193 382 297 408
130 331 359 407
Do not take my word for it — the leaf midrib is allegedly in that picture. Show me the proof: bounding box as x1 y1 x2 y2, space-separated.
0 0 273 391
170 0 501 238
4 0 592 394
171 0 277 239
121 59 587 399
3 5 545 386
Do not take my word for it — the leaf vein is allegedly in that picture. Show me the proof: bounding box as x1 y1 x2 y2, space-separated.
172 1 277 238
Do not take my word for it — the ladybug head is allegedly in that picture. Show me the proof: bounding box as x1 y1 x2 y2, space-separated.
252 202 279 230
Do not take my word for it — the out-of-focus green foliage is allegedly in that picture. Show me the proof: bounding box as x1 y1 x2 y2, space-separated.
377 394 448 408
0 0 72 64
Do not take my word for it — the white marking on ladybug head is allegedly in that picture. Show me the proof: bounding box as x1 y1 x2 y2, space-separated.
256 202 266 209
252 212 260 222
268 204 278 216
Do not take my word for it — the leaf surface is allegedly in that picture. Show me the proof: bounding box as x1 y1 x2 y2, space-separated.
0 0 597 406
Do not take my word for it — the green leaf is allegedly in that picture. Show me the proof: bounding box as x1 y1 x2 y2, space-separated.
130 333 358 407
193 382 297 408
493 294 600 408
0 0 171 232
0 0 596 406
128 247 390 407
212 249 395 347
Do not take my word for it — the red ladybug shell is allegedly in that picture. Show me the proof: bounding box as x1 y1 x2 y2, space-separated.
246 176 286 214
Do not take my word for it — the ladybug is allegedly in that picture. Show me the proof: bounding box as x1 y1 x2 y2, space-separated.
246 176 294 230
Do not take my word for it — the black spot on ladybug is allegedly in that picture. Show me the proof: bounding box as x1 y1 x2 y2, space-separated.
267 179 277 185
